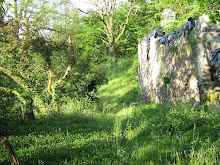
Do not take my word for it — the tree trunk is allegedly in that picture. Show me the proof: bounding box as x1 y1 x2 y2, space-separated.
84 0 135 58
48 69 59 112
47 40 75 113
109 42 116 57
0 1 5 26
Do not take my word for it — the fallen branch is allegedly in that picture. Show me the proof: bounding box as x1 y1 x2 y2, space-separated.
0 136 20 165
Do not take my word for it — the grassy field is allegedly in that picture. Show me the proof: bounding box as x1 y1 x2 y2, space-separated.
1 57 220 164
1 100 219 164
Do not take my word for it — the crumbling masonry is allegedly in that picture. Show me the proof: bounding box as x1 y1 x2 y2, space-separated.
138 14 220 104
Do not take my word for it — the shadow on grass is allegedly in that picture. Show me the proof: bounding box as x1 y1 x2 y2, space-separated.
1 111 118 164
116 103 220 164
1 103 219 164
3 111 114 136
15 136 120 165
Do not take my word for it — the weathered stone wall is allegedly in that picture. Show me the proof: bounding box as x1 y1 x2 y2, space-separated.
138 14 220 104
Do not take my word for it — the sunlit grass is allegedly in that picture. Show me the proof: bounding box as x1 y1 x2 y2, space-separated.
1 57 219 164
98 57 141 105
1 106 118 164
1 99 219 164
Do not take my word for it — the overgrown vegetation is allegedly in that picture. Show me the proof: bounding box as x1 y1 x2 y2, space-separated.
162 73 170 89
1 97 219 164
170 45 178 53
0 0 219 164
1 56 219 164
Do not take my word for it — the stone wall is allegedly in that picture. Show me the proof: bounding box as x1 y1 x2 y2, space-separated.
138 14 220 104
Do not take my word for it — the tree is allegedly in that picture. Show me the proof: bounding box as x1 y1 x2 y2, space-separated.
0 0 5 26
30 36 76 112
78 0 137 57
118 0 162 56
0 0 76 118
158 0 219 32
0 0 108 120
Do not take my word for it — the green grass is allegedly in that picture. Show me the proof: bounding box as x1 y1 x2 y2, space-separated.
1 57 219 164
98 57 141 105
1 101 219 164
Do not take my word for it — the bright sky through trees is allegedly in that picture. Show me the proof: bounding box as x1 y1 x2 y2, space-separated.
73 0 128 12
72 0 93 11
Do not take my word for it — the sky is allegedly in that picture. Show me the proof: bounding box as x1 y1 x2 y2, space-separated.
72 0 128 12
4 0 128 13
4 0 93 11
4 0 93 18
4 0 129 19
72 0 93 12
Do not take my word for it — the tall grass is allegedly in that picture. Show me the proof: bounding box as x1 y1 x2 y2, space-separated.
116 102 219 164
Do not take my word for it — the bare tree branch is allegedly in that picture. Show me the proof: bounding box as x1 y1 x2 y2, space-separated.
0 66 29 90
0 87 26 104
0 136 20 165
77 0 135 56
115 2 136 44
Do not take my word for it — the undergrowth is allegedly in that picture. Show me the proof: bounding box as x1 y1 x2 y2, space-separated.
1 57 219 164
1 100 219 164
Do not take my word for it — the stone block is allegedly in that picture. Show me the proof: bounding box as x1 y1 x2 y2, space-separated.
151 29 166 38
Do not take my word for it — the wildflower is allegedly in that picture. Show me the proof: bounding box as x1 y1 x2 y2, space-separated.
184 150 187 157
38 159 44 164
176 136 180 141
59 128 62 132
117 147 126 157
193 102 200 106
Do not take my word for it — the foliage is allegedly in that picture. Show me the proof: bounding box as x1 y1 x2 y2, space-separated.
1 0 219 163
158 0 219 33
206 89 220 103
78 0 137 57
0 0 108 123
98 56 142 105
170 45 178 53
162 72 170 89
123 0 162 57
209 1 220 24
